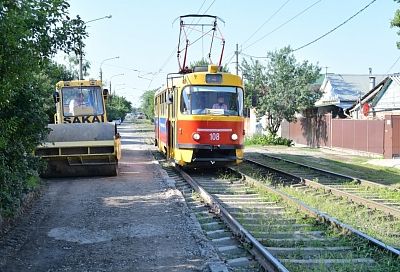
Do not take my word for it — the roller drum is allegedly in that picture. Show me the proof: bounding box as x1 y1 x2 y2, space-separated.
39 122 119 178
46 123 116 142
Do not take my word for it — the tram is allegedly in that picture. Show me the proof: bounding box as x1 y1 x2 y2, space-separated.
154 64 245 167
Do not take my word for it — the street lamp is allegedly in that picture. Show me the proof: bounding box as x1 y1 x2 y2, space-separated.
109 73 124 95
99 56 120 82
79 15 112 80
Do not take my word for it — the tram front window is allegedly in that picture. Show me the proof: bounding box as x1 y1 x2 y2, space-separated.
181 86 243 116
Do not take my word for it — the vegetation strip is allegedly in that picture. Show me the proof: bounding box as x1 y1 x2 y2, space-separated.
245 157 400 218
176 167 289 272
232 167 400 258
259 153 391 189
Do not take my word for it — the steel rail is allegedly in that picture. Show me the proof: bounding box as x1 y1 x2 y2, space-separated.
245 158 400 218
259 153 391 189
175 166 289 272
233 166 400 257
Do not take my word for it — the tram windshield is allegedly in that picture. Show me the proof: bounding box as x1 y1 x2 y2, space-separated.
181 86 244 116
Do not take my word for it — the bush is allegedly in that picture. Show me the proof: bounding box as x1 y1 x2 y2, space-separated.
245 134 293 147
0 0 86 217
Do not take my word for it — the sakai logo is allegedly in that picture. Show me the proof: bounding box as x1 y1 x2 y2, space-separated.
63 115 105 123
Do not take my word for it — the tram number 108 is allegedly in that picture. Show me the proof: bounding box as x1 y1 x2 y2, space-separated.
209 133 220 141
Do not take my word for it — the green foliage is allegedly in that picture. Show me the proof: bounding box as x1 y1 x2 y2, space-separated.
41 60 83 123
241 46 321 135
140 89 157 121
106 95 132 121
0 0 87 217
63 55 91 79
245 134 293 147
391 1 400 48
242 59 266 109
190 58 229 72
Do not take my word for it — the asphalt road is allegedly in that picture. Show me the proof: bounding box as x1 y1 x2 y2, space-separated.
0 122 218 271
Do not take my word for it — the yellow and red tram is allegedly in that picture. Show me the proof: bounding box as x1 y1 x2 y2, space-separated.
154 64 245 167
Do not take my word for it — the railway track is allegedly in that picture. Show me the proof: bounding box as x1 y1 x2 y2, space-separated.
159 161 399 272
244 153 400 219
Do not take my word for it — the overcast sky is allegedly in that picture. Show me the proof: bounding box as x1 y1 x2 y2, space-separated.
59 0 399 107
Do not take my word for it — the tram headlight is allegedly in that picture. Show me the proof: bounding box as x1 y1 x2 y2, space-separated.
192 133 201 141
231 133 238 141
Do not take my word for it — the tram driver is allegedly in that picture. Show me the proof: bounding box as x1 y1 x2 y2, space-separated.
212 96 227 110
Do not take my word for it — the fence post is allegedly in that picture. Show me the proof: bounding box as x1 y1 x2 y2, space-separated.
384 115 393 159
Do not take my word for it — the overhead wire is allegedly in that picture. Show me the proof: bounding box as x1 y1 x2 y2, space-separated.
386 55 400 74
223 0 291 65
240 52 269 59
223 0 320 66
148 0 215 90
240 0 376 61
241 0 291 48
243 0 322 51
293 0 377 52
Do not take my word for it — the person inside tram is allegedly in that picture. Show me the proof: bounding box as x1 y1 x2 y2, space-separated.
212 96 227 110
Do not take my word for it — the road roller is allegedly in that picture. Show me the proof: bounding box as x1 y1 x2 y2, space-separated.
35 79 121 177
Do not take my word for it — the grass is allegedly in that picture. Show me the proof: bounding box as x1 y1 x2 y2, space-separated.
280 185 400 247
246 151 400 187
223 169 400 271
237 162 400 244
224 168 400 272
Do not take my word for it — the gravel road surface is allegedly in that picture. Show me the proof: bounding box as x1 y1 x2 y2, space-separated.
0 122 220 271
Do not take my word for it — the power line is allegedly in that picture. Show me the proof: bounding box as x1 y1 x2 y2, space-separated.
242 0 291 47
243 0 322 51
293 0 377 52
203 0 216 14
224 0 320 65
148 0 215 90
196 0 207 13
386 55 400 74
240 52 269 59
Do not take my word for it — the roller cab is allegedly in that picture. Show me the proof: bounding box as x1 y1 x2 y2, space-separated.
36 80 121 178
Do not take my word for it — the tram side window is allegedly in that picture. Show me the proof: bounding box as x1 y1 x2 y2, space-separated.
181 88 191 114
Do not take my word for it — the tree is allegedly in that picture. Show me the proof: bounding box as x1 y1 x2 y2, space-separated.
64 55 91 79
242 46 321 135
0 0 87 216
41 60 82 123
190 58 229 72
392 1 400 48
106 95 132 121
140 89 157 120
241 59 267 109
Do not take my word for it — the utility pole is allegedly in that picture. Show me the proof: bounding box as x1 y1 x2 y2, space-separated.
235 43 239 75
78 15 112 81
79 43 83 80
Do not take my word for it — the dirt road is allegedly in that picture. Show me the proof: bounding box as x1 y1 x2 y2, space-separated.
0 122 219 271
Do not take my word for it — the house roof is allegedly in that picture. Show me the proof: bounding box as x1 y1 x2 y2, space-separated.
316 73 387 109
347 75 400 112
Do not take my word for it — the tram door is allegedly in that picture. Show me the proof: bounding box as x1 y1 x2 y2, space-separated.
167 89 175 159
155 96 159 145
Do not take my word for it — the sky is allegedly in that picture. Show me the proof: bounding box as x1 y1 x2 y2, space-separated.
58 0 400 107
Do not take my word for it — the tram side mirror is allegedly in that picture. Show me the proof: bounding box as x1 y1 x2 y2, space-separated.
53 92 60 104
103 89 109 100
167 93 173 104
